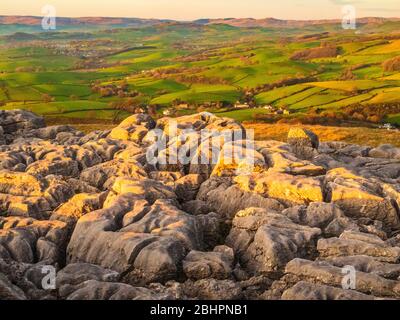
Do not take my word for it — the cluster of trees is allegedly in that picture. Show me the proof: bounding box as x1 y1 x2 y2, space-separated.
172 74 229 85
239 53 258 66
178 53 216 63
251 102 399 126
291 44 339 61
91 81 140 98
145 66 200 77
342 103 400 123
109 99 158 118
109 98 144 113
145 66 228 85
74 59 118 70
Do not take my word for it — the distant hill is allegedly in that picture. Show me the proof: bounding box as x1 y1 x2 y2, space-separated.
203 17 400 28
4 31 39 41
0 15 399 28
0 15 169 27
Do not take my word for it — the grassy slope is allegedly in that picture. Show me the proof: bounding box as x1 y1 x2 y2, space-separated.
245 122 400 147
0 21 400 123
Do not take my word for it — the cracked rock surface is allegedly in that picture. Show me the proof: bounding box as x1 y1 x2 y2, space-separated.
0 109 400 300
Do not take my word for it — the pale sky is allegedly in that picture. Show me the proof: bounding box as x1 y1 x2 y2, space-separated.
1 0 399 20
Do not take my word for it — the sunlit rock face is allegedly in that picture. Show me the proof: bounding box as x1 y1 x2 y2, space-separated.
1 109 400 300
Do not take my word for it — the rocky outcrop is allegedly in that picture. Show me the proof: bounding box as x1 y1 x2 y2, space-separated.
226 208 321 276
183 245 234 280
287 128 319 160
283 258 400 298
1 109 400 300
281 281 378 300
0 109 45 141
109 113 156 144
325 168 400 232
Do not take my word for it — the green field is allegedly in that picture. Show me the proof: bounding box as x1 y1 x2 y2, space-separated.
0 20 400 123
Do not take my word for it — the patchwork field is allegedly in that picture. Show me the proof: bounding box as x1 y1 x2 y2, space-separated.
0 19 399 126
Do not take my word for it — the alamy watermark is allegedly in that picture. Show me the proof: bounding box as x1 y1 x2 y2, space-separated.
341 265 356 290
342 5 356 30
41 265 56 290
42 5 57 31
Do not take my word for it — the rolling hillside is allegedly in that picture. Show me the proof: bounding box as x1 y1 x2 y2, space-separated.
0 16 400 125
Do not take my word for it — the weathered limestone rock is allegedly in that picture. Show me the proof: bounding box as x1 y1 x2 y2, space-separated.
174 174 204 202
0 172 73 219
287 128 319 160
285 258 400 298
26 158 80 177
80 138 123 162
369 144 400 160
80 159 147 190
2 109 400 300
0 259 54 300
0 217 69 264
282 202 358 236
323 255 400 279
148 171 183 186
56 262 171 300
126 236 187 286
51 192 107 227
108 177 176 204
66 178 100 194
188 133 226 178
118 113 156 130
325 167 400 232
121 199 203 250
282 281 377 300
195 212 224 250
197 177 284 219
0 126 5 145
257 140 325 176
226 208 321 275
183 278 242 300
0 109 45 136
114 143 144 161
317 231 400 262
0 171 45 196
183 245 234 280
211 141 267 177
181 200 212 216
56 263 117 298
25 125 79 140
350 157 400 180
67 192 188 285
321 141 370 157
67 280 166 300
0 272 27 300
234 172 324 206
157 112 244 135
153 131 202 173
109 114 155 144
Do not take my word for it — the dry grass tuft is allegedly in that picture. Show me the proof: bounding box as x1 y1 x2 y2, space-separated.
244 122 400 147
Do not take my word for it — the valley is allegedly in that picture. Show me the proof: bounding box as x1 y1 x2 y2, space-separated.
0 17 400 134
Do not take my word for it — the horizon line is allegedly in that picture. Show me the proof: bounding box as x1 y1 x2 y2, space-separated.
0 14 400 22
